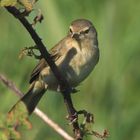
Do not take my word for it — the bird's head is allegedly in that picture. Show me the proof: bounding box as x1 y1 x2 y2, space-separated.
68 19 97 42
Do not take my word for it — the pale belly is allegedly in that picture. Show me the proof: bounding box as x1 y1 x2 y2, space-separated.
41 47 98 91
62 49 98 87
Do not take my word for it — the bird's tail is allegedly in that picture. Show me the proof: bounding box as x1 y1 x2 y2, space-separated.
9 82 46 115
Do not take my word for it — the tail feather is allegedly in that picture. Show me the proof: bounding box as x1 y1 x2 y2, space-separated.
9 84 46 115
21 87 45 114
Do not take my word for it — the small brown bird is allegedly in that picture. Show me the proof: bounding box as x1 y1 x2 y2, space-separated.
11 19 99 114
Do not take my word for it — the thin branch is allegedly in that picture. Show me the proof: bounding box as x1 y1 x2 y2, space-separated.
0 73 74 140
5 6 82 139
34 108 74 140
0 74 23 97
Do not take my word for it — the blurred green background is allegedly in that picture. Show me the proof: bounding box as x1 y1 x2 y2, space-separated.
0 0 140 140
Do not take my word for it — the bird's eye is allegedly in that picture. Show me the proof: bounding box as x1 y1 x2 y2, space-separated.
84 28 90 34
69 28 72 33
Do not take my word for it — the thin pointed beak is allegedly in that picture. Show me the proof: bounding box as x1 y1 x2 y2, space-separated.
71 33 79 40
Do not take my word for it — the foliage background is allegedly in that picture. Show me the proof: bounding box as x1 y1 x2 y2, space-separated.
0 0 140 140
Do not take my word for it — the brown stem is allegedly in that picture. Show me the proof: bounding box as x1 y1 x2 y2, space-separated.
5 6 82 139
0 74 74 140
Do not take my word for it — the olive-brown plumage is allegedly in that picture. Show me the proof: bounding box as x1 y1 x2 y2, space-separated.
11 19 99 114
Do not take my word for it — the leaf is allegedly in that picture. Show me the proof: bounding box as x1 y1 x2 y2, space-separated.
18 0 33 11
18 47 29 59
7 101 32 129
0 131 9 140
0 0 17 7
0 101 33 139
32 9 44 26
0 113 21 140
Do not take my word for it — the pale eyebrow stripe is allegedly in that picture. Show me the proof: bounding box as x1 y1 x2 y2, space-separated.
69 26 73 30
80 26 90 33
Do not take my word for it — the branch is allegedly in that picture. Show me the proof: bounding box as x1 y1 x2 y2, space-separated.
34 108 74 140
5 6 82 139
0 73 74 140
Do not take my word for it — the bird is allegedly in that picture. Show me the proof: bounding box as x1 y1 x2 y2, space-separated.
10 19 99 115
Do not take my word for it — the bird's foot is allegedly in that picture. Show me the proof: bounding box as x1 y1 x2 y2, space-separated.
66 112 78 125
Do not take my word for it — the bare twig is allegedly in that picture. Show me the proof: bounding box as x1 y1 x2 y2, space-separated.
34 108 74 140
5 6 82 139
0 73 74 140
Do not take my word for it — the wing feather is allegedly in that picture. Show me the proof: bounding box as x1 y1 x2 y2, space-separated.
29 38 66 83
29 58 47 83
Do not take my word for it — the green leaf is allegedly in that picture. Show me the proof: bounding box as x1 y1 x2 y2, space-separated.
18 0 33 11
0 0 17 7
7 101 32 129
0 131 8 140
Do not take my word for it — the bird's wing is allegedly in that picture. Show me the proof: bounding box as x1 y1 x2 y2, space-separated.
29 38 66 84
29 58 47 83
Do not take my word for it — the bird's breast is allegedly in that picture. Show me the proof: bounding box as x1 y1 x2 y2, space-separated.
41 39 99 90
62 44 99 87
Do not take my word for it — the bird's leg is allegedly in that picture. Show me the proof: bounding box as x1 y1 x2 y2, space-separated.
66 111 78 125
